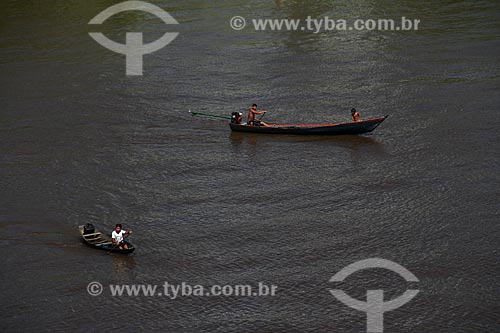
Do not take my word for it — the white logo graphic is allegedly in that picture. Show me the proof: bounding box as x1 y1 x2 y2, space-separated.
87 281 103 296
230 16 246 30
88 1 179 75
329 258 419 332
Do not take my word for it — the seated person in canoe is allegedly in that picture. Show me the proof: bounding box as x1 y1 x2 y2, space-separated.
247 104 268 126
111 224 133 249
351 108 362 122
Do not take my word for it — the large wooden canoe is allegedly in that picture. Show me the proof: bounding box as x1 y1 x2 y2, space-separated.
78 224 135 254
229 116 387 135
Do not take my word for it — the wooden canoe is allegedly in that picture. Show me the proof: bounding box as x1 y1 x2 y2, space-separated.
229 116 387 135
78 224 135 254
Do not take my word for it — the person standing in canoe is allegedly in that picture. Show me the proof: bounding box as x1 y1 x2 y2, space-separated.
351 108 362 122
112 224 133 250
248 104 268 126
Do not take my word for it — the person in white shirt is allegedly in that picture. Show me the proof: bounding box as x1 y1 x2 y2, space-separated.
111 224 133 249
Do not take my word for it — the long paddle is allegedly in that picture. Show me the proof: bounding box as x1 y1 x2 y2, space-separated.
189 110 231 120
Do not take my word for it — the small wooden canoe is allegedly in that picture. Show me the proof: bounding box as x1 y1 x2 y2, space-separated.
78 224 135 254
230 116 387 135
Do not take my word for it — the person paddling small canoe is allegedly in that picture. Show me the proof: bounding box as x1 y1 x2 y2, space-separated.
111 224 133 250
79 223 135 254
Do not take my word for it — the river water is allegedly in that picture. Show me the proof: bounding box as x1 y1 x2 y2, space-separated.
1 0 499 332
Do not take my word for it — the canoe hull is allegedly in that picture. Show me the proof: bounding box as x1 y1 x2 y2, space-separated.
78 225 135 254
229 116 387 135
